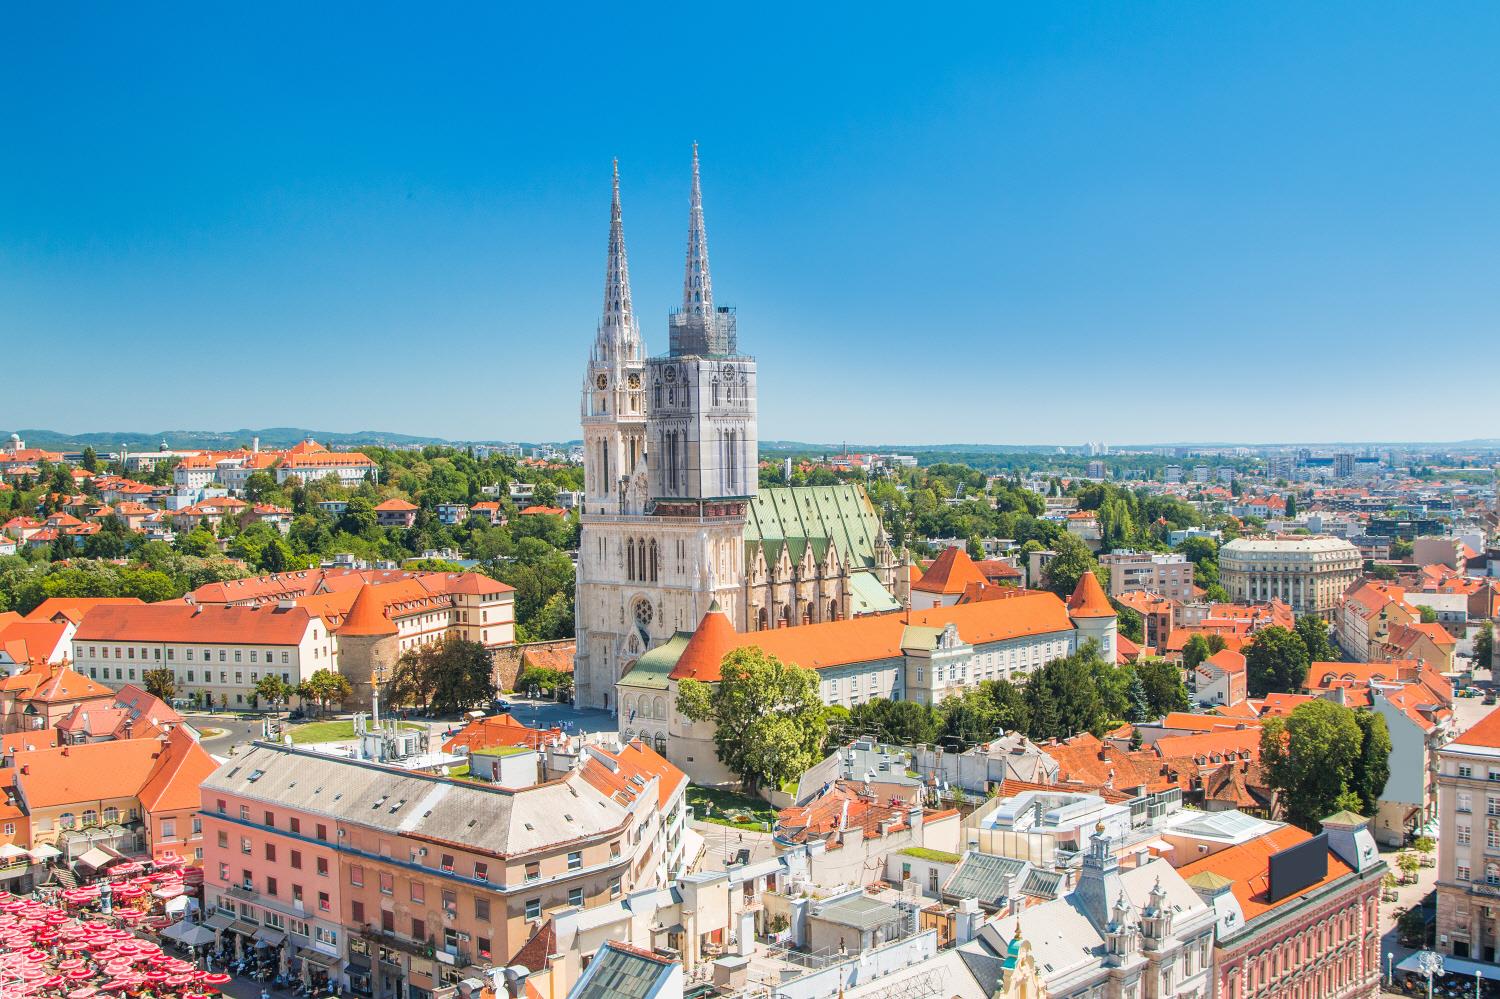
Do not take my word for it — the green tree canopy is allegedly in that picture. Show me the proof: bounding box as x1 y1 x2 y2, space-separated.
1261 700 1380 831
1294 614 1336 663
1134 659 1190 717
1182 633 1227 671
1040 533 1098 599
142 668 177 702
1244 626 1310 698
676 647 827 791
299 669 353 715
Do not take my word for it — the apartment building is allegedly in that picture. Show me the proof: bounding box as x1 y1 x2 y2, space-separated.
1436 709 1500 966
1180 812 1385 999
11 728 214 865
1219 536 1361 619
1099 550 1195 601
77 569 516 711
200 740 679 998
71 603 334 709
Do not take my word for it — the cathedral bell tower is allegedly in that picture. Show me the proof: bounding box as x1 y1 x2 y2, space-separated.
574 149 757 712
646 143 758 508
581 160 648 516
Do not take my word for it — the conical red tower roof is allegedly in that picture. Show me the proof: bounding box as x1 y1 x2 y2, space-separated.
669 600 740 682
1067 571 1115 619
338 585 397 637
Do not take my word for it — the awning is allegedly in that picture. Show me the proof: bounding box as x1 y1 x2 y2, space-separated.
255 928 287 946
202 912 235 931
160 921 217 948
299 951 340 971
74 847 116 872
1396 952 1498 978
0 844 29 860
27 844 61 861
227 920 260 937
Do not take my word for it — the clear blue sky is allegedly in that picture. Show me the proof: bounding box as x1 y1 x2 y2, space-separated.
5 5 1500 446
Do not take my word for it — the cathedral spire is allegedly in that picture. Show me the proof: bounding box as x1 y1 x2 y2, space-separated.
599 158 638 359
682 142 714 317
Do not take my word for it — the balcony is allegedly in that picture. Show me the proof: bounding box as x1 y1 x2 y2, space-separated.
357 925 433 962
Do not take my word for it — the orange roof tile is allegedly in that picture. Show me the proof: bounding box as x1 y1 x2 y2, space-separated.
137 728 218 813
337 584 398 637
911 547 988 596
75 602 318 645
12 739 168 809
24 596 145 626
1066 571 1115 619
1177 824 1353 920
669 591 1078 682
1451 706 1500 750
1152 727 1262 761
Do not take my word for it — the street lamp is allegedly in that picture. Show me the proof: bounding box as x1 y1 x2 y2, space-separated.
1388 952 1394 986
1414 950 1445 999
1476 968 1483 999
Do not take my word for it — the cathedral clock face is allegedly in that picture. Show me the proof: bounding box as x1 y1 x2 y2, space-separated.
724 364 736 380
595 373 608 390
664 365 676 383
627 373 640 389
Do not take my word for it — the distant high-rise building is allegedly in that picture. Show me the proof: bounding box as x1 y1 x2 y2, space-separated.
1334 453 1355 478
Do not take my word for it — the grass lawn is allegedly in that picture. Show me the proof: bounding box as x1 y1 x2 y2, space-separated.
687 785 777 830
287 719 424 744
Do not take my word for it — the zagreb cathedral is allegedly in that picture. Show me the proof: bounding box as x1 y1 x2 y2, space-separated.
573 148 900 711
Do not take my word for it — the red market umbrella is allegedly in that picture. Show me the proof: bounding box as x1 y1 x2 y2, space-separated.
67 967 94 980
202 972 230 985
67 989 98 999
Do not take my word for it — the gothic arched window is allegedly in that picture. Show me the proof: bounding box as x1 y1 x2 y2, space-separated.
627 538 636 581
649 539 659 582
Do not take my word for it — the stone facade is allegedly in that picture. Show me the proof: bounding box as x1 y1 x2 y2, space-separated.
574 151 898 711
1219 536 1362 619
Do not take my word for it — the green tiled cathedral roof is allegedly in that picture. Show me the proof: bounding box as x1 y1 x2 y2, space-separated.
744 485 885 569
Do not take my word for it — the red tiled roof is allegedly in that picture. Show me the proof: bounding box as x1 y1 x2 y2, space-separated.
912 547 988 596
442 713 561 755
13 739 168 808
74 603 318 644
1152 727 1262 761
669 590 1077 682
1066 571 1115 619
24 597 144 626
1177 824 1353 920
337 584 398 637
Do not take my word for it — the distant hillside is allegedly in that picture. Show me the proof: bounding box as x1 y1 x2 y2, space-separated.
8 427 510 451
